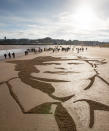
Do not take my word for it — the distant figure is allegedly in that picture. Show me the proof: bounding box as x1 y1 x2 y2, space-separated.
4 53 7 59
33 48 36 52
27 49 30 52
25 51 26 55
8 52 11 58
44 48 46 51
4 36 7 41
12 52 15 58
82 48 84 52
77 48 79 53
53 49 55 53
25 51 28 55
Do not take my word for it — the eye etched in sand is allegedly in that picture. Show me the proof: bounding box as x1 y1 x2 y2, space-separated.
5 56 109 131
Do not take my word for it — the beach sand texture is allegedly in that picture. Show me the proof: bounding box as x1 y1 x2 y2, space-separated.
0 46 109 131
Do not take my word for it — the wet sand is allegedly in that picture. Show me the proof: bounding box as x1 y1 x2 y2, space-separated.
0 46 109 131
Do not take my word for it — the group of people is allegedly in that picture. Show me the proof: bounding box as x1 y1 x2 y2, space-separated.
25 47 44 56
42 46 88 53
4 46 88 59
25 46 88 55
4 52 15 59
76 47 87 53
42 46 71 53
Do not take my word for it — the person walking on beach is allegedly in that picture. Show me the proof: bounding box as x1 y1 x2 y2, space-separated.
25 51 28 55
4 53 7 59
12 52 15 58
8 52 11 58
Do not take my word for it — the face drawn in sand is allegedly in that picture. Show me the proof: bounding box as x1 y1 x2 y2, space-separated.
7 56 78 131
6 56 109 131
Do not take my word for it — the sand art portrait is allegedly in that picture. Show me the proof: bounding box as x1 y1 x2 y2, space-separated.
0 55 108 131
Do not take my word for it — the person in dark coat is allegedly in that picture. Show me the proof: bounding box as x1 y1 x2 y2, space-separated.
4 54 7 59
8 52 11 58
12 52 15 58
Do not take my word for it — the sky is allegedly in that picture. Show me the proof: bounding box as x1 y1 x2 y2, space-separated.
0 0 109 41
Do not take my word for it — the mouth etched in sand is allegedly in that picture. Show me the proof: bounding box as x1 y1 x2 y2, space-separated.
3 55 109 131
44 71 80 74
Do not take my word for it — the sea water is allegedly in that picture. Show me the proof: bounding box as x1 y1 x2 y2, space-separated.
0 48 26 60
0 45 50 60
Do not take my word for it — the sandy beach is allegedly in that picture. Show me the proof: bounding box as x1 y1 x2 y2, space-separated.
0 46 109 131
